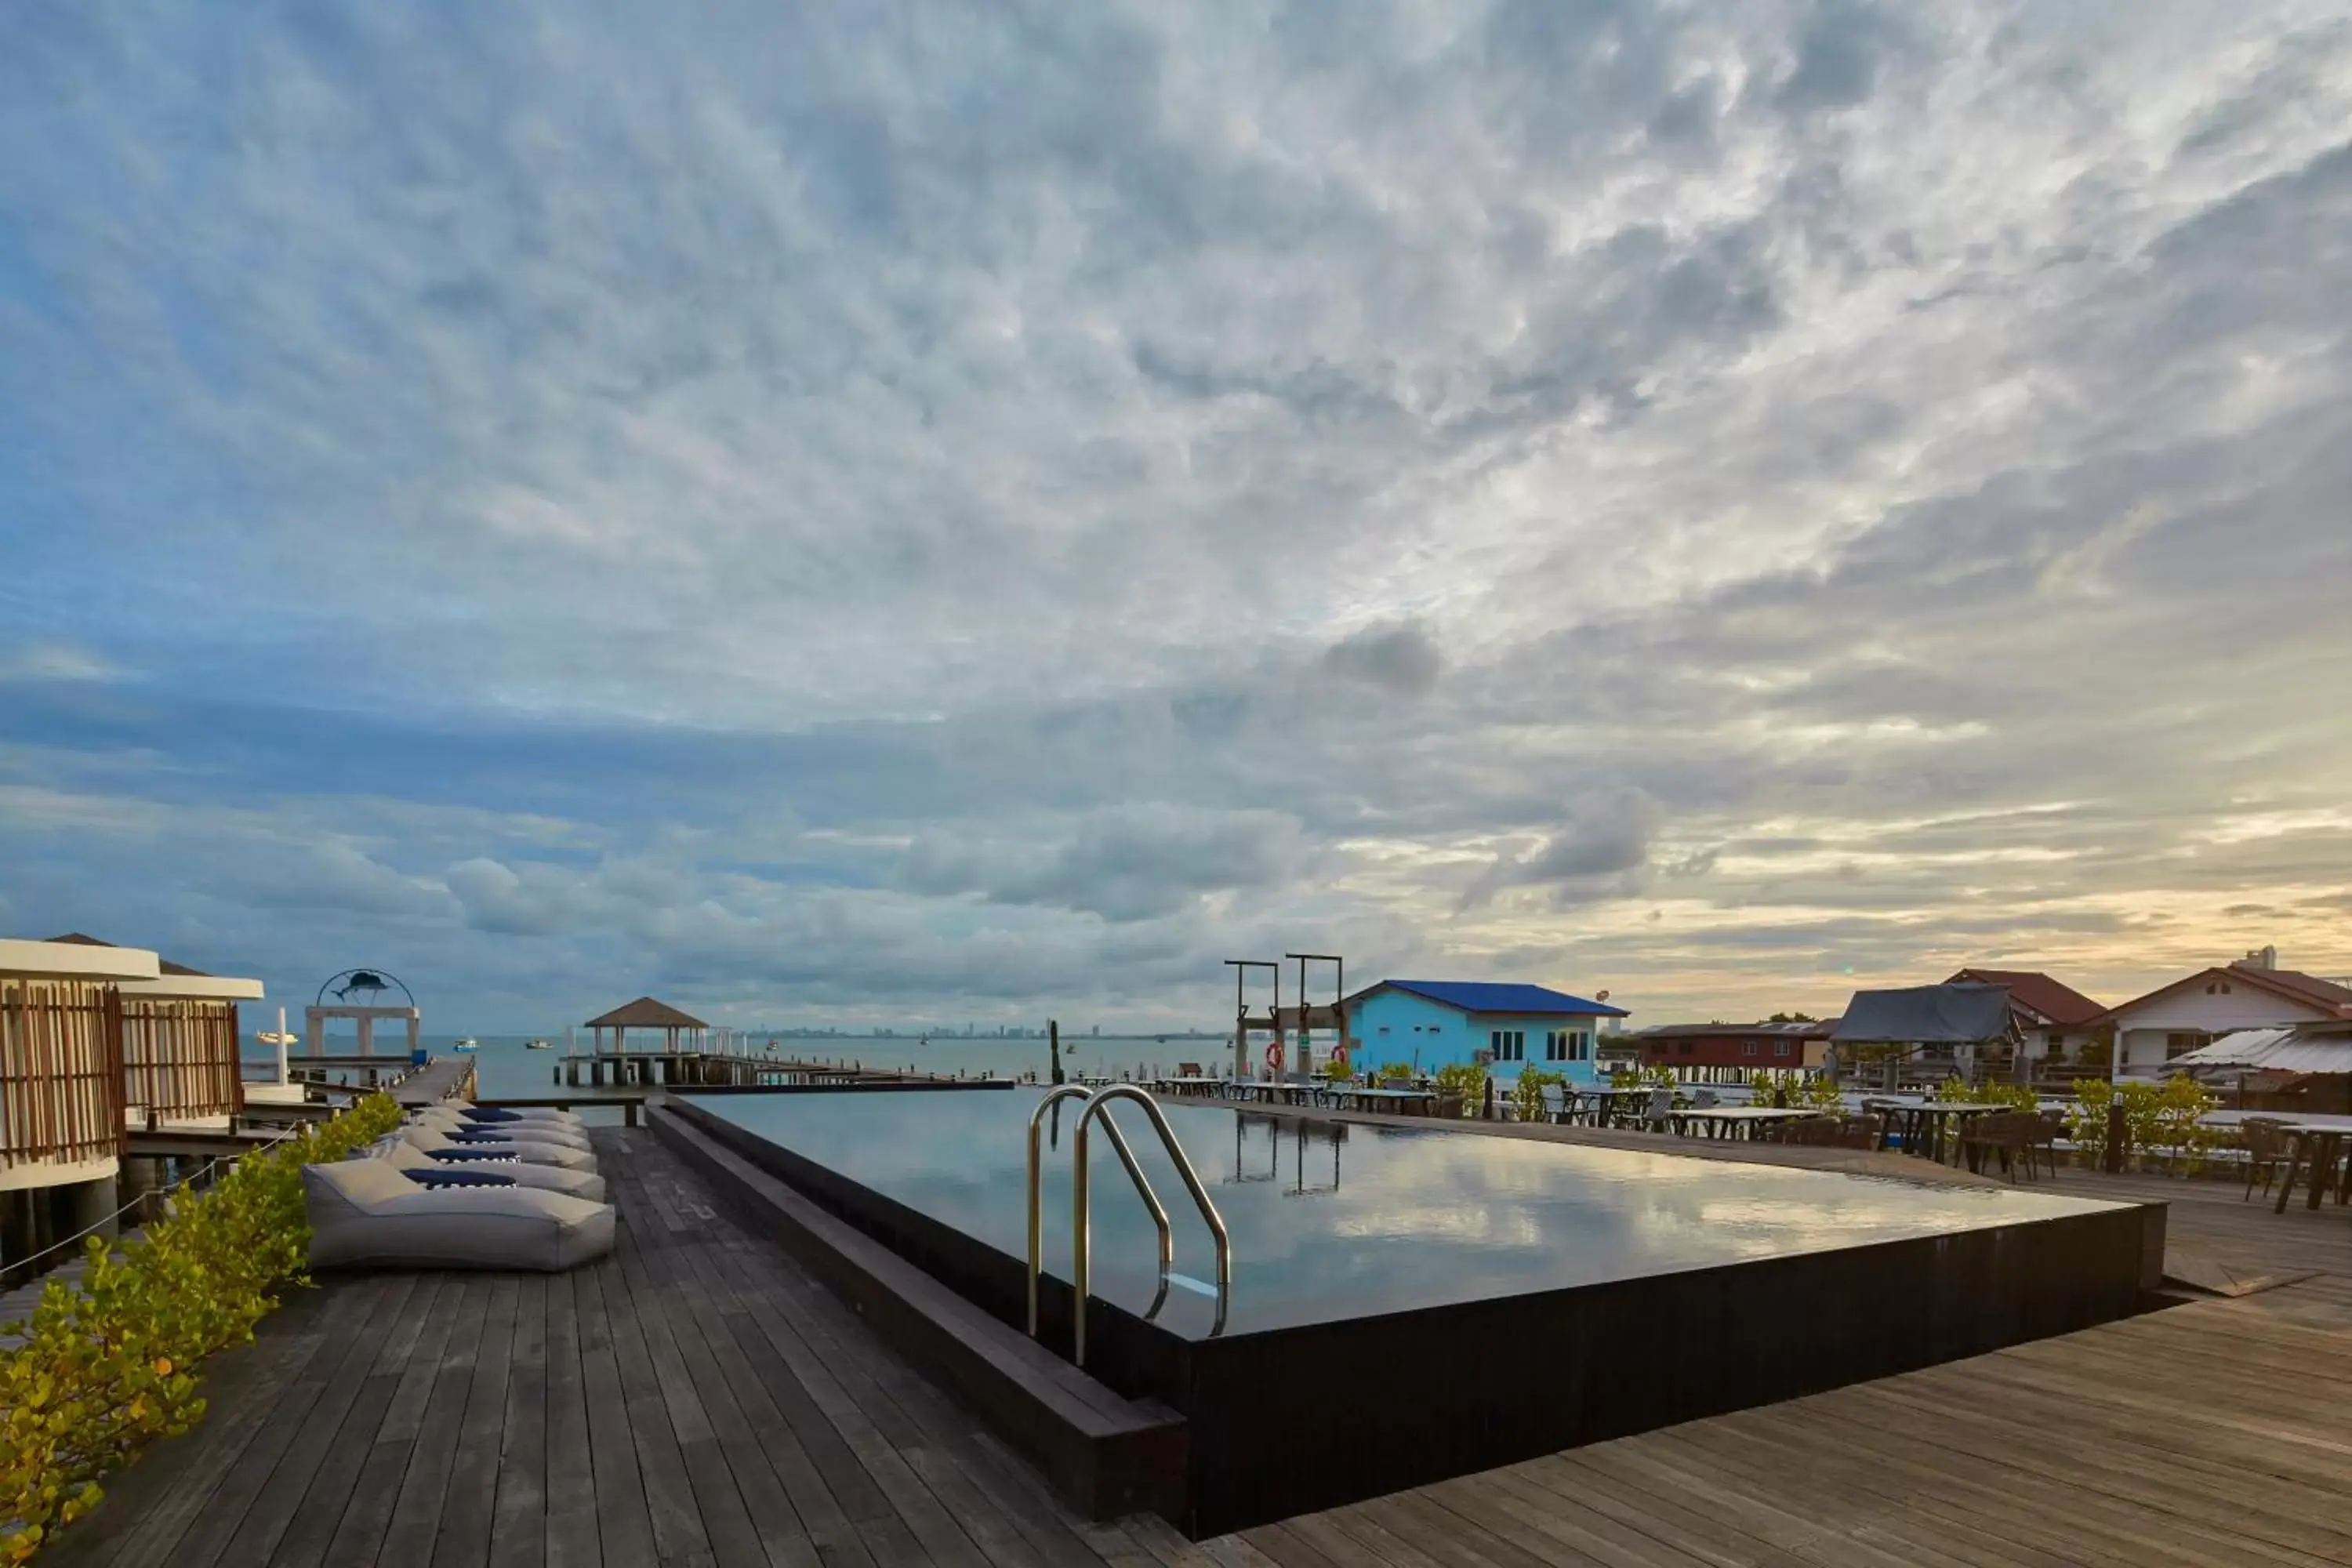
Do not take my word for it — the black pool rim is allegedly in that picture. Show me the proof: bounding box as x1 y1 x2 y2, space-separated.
659 1090 2166 1537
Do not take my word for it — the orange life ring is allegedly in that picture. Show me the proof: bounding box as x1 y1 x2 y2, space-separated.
1264 1040 1286 1073
1330 1043 1350 1069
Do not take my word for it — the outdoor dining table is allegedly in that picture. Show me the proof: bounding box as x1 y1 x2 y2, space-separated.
1332 1085 1438 1116
1670 1105 1815 1141
1152 1076 1222 1098
1865 1098 2003 1164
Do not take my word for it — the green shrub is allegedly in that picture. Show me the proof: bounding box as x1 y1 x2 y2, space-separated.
1511 1069 1563 1123
1748 1069 1842 1109
1934 1076 2038 1111
1318 1058 1358 1084
2065 1075 2217 1172
1431 1062 1487 1116
0 1092 404 1560
1375 1062 1414 1084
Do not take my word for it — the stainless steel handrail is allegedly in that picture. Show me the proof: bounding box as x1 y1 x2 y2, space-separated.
1073 1085 1232 1367
1026 1085 1170 1337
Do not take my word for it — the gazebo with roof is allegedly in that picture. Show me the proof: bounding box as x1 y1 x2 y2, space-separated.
580 996 713 1087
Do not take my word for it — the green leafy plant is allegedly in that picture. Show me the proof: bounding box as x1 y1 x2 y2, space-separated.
1749 1069 1842 1109
1376 1062 1413 1084
1933 1076 2038 1111
1511 1069 1563 1123
1319 1058 1358 1084
2064 1075 2216 1173
0 1093 404 1560
1430 1062 1487 1116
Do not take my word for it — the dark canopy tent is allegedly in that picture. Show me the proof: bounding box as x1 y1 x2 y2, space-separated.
1830 982 2020 1085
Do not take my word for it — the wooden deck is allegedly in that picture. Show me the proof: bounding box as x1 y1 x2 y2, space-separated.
42 1127 2350 1568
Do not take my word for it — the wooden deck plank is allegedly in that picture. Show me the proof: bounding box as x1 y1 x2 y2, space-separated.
540 1266 604 1568
684 1188 1099 1568
270 1274 452 1568
572 1252 659 1568
165 1275 406 1568
434 1274 521 1568
376 1275 494 1567
591 1230 725 1566
604 1181 771 1568
319 1273 474 1568
38 1118 2351 1568
488 1273 550 1568
213 1272 425 1567
606 1171 827 1568
44 1281 354 1568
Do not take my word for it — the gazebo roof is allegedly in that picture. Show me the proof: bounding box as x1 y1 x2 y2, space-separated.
584 996 709 1030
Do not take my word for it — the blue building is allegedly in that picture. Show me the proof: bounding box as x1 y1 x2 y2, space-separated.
1344 980 1630 1083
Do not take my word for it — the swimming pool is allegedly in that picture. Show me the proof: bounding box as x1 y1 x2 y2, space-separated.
672 1087 2157 1534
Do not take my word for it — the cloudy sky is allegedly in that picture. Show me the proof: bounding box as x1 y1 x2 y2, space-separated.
4 2 2349 1032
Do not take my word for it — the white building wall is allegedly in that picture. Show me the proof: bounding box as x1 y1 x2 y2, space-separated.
2112 981 2333 1076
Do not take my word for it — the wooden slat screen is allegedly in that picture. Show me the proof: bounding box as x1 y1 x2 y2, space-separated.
0 979 129 1172
122 998 245 1123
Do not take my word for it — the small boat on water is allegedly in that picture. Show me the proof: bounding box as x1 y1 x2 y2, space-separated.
452 1037 480 1053
524 1037 554 1051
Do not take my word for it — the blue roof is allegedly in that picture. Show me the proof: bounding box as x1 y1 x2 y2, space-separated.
1359 979 1628 1018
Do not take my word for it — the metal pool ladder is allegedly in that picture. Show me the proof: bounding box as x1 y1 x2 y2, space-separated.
1025 1083 1232 1367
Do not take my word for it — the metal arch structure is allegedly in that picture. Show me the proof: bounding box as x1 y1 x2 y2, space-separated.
314 967 416 1010
305 967 421 1059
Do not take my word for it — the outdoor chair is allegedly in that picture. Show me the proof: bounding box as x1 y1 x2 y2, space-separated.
1960 1112 2052 1181
361 1134 608 1203
398 1123 600 1171
1641 1087 1675 1131
442 1098 585 1128
412 1106 593 1152
303 1160 615 1272
2240 1119 2292 1202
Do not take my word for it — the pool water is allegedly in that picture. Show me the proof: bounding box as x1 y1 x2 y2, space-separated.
689 1088 2123 1340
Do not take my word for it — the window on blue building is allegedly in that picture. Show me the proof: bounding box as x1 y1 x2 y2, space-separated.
1490 1029 1525 1062
1544 1029 1588 1062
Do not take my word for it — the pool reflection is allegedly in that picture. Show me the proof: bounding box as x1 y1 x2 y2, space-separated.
692 1087 2123 1340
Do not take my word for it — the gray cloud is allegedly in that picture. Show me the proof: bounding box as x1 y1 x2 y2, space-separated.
4 1 2350 1027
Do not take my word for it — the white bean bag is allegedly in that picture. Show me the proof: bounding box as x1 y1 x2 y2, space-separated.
360 1136 607 1203
412 1108 593 1152
398 1123 598 1171
442 1098 586 1129
303 1160 615 1272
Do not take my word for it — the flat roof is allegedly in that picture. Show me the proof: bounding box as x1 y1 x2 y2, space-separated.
122 972 267 1001
0 937 161 982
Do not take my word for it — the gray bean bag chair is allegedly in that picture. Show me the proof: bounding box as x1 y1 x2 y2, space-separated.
303 1160 615 1272
441 1098 586 1129
360 1135 607 1203
410 1108 593 1152
397 1123 599 1171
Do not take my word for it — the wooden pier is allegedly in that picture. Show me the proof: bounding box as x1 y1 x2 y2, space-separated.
557 1052 979 1091
38 1122 2351 1566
